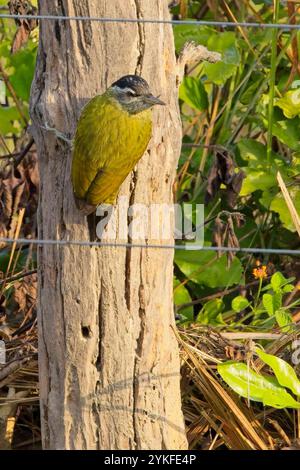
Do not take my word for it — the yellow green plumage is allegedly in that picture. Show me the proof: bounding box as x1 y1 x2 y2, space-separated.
71 75 164 214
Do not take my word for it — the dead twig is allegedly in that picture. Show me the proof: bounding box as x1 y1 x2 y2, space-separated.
176 41 221 85
13 138 34 169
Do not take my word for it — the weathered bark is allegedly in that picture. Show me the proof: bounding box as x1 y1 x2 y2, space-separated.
30 0 187 449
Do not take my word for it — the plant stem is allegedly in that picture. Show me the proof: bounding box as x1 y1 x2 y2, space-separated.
196 86 221 187
255 277 263 309
267 0 280 169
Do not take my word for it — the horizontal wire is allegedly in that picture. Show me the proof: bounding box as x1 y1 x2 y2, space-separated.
0 237 300 255
1 14 300 30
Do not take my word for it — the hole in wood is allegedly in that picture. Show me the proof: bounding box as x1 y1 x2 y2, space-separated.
81 325 91 338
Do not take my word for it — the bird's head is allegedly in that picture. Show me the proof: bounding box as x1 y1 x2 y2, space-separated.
108 75 165 115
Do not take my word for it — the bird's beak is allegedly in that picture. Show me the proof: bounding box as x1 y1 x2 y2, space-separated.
143 94 166 106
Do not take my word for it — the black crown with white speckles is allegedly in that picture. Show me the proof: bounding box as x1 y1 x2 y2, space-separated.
111 75 150 95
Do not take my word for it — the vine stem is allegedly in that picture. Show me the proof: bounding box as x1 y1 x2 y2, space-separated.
267 0 280 169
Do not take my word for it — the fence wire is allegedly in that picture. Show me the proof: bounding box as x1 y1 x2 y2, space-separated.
1 13 300 30
1 11 300 256
0 237 300 255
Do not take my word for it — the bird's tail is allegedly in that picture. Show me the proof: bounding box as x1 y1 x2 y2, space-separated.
74 196 97 216
74 196 97 240
87 213 97 241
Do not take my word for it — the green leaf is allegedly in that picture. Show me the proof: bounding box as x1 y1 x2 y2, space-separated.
262 292 282 316
272 118 300 151
237 139 280 168
174 250 243 288
271 272 289 292
232 295 249 312
282 284 294 293
237 139 286 197
179 76 208 111
173 25 213 52
204 62 237 86
240 170 276 196
173 278 193 320
276 89 300 119
270 189 300 231
255 348 300 397
237 139 266 166
204 32 240 85
8 46 37 102
275 309 294 333
262 294 275 316
218 362 300 409
196 299 225 325
273 292 283 311
0 106 20 134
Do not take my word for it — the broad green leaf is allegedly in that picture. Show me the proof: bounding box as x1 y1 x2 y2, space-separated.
174 250 243 288
232 295 249 312
207 32 240 65
272 118 300 151
282 284 294 293
0 40 11 60
0 106 20 134
237 139 280 168
262 294 275 316
179 76 208 111
237 139 266 166
240 170 276 196
0 80 5 105
262 292 282 316
276 89 300 119
262 276 295 292
196 299 225 325
271 272 289 292
270 189 300 232
273 292 282 311
218 362 300 409
204 62 237 86
173 25 213 52
255 348 300 397
173 278 193 320
204 32 240 85
8 46 37 102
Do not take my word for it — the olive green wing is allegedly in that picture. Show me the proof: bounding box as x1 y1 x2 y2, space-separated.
71 94 152 206
85 126 152 205
71 95 109 201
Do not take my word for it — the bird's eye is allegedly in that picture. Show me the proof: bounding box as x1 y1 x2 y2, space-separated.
127 90 136 97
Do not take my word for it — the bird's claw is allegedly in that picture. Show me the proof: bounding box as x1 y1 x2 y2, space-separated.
40 121 73 146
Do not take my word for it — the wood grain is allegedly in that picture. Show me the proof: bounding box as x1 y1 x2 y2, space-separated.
30 0 187 450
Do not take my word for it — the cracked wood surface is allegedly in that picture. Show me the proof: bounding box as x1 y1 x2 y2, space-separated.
30 0 187 450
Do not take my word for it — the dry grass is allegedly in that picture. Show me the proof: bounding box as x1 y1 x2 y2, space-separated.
177 325 300 450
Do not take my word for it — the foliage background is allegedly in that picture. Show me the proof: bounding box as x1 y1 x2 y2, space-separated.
173 0 300 327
